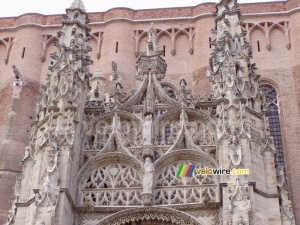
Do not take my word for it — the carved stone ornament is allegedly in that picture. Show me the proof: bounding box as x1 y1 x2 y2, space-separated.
97 207 203 225
229 134 242 167
228 179 251 225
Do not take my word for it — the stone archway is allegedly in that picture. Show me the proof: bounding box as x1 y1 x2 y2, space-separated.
97 207 204 225
125 221 176 225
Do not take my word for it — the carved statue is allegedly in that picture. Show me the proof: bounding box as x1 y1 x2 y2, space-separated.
36 129 48 148
46 148 58 173
22 146 31 162
85 196 95 212
229 135 242 167
111 59 117 73
143 115 153 145
142 157 154 193
135 132 143 146
147 23 158 56
112 113 121 131
276 165 285 188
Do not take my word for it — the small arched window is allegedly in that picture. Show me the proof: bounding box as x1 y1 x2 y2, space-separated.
261 84 284 165
165 124 171 142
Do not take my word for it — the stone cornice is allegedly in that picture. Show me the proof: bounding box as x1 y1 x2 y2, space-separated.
0 6 299 31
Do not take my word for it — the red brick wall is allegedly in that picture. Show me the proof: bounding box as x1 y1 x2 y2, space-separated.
0 0 299 223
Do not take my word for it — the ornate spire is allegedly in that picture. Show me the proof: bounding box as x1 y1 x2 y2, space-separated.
136 23 167 81
70 0 86 12
4 1 93 224
209 0 261 110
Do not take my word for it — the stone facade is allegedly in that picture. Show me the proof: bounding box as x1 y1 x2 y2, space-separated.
0 0 300 224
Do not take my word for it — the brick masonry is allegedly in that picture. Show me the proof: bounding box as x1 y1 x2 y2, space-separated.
0 0 300 223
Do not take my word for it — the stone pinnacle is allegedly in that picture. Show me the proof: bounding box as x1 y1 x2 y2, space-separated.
70 0 86 12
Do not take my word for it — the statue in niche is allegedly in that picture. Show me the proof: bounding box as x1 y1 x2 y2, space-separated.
143 115 153 145
85 196 95 212
233 33 242 53
135 132 143 146
142 157 154 193
47 143 58 173
127 125 135 146
36 128 48 149
276 165 285 188
223 60 235 89
97 127 105 149
112 114 121 131
84 139 90 150
77 34 84 46
121 123 131 147
229 135 242 167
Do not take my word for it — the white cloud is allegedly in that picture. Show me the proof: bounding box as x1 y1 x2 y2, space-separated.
0 0 285 17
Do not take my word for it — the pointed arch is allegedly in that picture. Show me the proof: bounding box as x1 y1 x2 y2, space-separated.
76 152 143 205
174 29 190 42
261 84 285 166
157 30 172 41
97 207 204 225
41 35 60 62
0 37 14 64
249 24 269 50
249 24 266 37
90 32 104 59
268 23 286 36
154 149 218 171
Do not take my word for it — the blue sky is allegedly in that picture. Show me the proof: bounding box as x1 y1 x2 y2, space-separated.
0 0 285 17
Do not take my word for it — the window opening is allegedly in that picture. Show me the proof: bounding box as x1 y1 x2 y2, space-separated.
261 84 284 166
22 47 26 58
116 42 119 53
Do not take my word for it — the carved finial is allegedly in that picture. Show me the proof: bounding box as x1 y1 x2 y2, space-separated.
70 0 86 12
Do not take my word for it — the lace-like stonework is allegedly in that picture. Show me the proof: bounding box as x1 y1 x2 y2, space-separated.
155 161 217 205
82 164 142 206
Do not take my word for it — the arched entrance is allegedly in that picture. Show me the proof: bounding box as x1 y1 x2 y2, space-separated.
97 207 203 225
